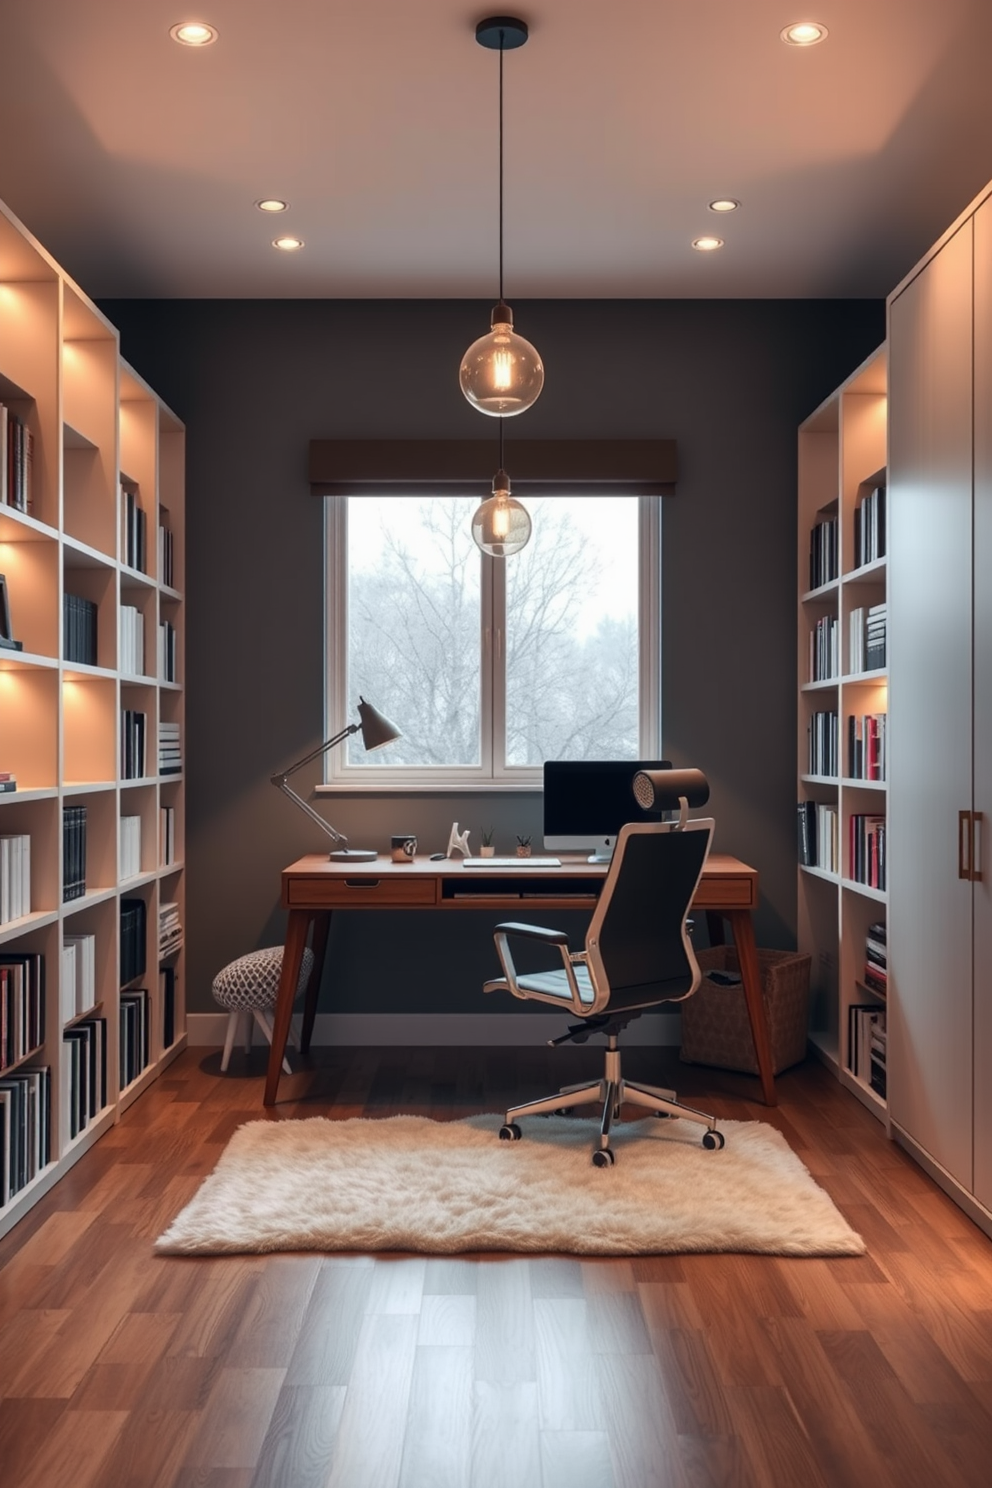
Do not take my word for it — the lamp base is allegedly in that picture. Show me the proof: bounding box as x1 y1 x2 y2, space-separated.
328 848 378 862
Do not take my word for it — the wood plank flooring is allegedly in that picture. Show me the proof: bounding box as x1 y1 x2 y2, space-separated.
3 1044 992 1487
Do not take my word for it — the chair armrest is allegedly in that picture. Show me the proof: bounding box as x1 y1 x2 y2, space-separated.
493 921 569 946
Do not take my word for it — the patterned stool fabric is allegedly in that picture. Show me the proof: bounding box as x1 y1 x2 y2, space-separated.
212 945 314 1073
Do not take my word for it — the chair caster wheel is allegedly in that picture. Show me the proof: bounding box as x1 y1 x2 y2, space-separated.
592 1147 615 1168
702 1129 725 1151
499 1123 522 1142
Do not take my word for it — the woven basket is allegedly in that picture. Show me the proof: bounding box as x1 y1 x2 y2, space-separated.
680 945 812 1075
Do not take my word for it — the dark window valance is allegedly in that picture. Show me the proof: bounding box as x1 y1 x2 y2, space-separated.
308 439 677 498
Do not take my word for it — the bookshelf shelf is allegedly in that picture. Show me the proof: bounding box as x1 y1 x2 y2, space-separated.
0 193 185 1239
798 343 888 1115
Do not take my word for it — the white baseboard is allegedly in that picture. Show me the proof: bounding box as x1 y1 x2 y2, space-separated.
187 1011 682 1048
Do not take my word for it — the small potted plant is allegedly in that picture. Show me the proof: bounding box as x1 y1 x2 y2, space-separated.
480 826 496 858
516 834 532 858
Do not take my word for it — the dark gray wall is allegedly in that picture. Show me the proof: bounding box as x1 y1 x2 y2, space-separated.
101 298 884 1016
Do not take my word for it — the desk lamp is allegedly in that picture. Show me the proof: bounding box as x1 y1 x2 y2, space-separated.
270 696 401 861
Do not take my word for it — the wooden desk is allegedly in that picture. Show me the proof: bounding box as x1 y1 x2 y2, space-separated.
265 852 776 1108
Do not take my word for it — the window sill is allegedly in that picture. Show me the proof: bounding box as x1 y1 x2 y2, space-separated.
315 781 543 796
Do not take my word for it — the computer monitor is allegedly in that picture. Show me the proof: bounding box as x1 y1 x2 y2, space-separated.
542 759 672 863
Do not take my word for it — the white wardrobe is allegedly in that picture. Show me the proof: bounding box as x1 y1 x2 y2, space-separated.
888 184 992 1226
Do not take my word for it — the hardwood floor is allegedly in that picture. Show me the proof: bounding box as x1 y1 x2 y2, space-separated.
3 1044 992 1487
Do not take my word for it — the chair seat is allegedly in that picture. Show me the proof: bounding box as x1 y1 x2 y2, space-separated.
516 966 596 1004
212 945 314 1011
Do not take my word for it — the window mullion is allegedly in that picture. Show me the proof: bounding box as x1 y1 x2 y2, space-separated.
489 552 509 775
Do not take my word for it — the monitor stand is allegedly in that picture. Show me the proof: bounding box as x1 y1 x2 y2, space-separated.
587 850 614 864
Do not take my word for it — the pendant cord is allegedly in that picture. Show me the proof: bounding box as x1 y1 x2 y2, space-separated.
499 415 504 472
498 31 504 304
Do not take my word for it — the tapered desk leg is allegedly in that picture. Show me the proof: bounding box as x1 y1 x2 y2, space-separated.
300 911 331 1053
264 909 310 1106
725 908 777 1107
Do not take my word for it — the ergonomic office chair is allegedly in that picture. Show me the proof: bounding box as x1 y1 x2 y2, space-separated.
483 768 723 1166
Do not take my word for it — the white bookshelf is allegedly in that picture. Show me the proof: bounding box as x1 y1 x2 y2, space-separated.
0 195 185 1238
797 344 888 1120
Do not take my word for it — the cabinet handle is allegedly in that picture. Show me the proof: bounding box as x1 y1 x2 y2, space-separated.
345 879 381 889
974 812 984 883
959 811 972 880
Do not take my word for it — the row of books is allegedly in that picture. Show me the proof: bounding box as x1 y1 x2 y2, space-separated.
120 814 142 879
1 1067 50 1205
161 806 177 866
0 403 34 514
159 901 183 958
849 1002 886 1097
61 933 96 1025
64 593 99 666
1 953 44 1072
0 834 31 925
0 770 16 795
120 989 150 1089
853 484 886 568
864 920 887 997
119 605 146 676
159 620 178 682
158 522 175 589
809 509 838 590
120 897 147 985
797 801 839 873
808 614 838 682
807 710 838 777
62 1017 107 1142
849 603 887 673
850 814 886 891
122 487 147 573
121 708 147 779
848 712 886 781
160 720 182 775
63 805 88 901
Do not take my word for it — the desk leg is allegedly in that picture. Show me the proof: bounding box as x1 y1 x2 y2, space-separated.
725 908 777 1107
265 909 310 1106
301 911 331 1054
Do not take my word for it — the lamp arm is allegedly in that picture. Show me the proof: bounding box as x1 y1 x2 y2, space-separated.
270 723 360 846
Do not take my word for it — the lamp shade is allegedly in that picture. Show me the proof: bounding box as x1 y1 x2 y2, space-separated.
356 695 402 752
632 768 710 813
459 302 545 417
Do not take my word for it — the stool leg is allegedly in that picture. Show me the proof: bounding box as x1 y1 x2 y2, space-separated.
221 1010 239 1073
255 1010 292 1076
242 1009 252 1054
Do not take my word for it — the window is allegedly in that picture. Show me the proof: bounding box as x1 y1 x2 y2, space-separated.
325 494 660 787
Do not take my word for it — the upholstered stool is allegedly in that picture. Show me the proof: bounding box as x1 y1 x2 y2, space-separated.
212 945 314 1074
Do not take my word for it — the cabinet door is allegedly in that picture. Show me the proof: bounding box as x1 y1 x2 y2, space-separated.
888 220 975 1185
974 200 992 1209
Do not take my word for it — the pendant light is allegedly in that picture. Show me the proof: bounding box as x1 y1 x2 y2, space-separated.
471 419 532 557
459 17 544 418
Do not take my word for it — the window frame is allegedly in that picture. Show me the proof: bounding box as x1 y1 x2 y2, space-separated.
320 493 662 792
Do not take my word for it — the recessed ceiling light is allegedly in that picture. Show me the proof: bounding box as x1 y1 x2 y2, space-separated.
170 21 218 47
256 199 289 213
273 236 304 252
781 21 828 46
692 236 724 252
708 199 740 213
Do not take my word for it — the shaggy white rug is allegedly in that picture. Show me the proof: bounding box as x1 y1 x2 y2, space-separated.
155 1113 865 1258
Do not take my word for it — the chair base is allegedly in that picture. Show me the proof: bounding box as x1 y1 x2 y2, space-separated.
501 1033 723 1164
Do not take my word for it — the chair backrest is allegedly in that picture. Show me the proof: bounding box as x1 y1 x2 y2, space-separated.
584 818 713 1014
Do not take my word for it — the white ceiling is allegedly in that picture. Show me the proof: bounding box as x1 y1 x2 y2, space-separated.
2 0 992 300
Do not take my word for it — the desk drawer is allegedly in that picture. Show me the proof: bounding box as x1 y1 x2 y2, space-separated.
692 878 756 910
286 876 438 908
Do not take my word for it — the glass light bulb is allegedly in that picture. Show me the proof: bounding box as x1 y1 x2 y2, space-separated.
460 304 544 417
471 471 532 556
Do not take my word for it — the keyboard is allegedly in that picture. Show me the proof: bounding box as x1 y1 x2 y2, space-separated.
462 856 562 868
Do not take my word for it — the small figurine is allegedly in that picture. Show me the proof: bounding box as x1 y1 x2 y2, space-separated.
447 822 472 858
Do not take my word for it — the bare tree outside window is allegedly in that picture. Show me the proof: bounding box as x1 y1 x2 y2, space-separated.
343 495 642 774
